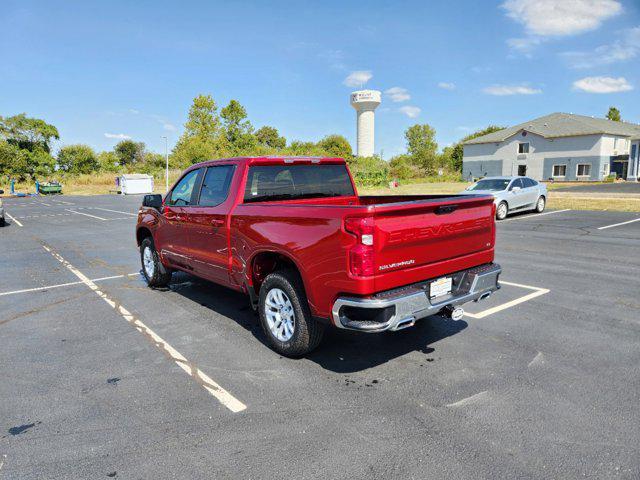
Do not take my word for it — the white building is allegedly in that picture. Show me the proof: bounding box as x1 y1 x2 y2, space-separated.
462 113 640 181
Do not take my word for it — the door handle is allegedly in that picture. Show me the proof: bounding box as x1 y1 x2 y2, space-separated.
211 219 224 228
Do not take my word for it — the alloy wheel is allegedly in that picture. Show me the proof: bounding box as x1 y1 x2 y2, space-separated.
264 288 295 341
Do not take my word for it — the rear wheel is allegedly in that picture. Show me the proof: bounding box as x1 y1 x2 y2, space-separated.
258 270 324 357
496 201 508 220
140 237 172 288
535 196 546 213
0 216 5 227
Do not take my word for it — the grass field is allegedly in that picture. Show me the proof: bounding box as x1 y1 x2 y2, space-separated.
2 176 639 212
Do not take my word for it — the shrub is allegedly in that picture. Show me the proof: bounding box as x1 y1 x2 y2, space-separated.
348 156 390 186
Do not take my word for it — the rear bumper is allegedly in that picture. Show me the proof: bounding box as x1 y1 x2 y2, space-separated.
331 263 501 332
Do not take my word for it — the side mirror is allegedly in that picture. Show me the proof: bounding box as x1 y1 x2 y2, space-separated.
511 186 521 192
143 194 163 209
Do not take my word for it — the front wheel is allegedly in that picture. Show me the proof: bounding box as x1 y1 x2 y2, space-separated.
258 270 324 357
140 237 172 288
535 196 546 213
496 201 508 220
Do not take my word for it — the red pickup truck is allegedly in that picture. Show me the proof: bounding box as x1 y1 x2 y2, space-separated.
136 157 500 356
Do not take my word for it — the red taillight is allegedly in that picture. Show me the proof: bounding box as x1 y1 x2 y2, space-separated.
345 216 375 276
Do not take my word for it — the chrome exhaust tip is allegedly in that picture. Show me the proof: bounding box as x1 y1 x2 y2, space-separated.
476 291 492 302
393 317 416 330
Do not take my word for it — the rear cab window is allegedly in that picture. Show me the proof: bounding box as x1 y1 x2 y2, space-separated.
198 165 235 207
244 164 355 203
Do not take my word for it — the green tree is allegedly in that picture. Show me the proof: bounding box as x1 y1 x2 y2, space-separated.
97 151 120 173
0 140 29 179
221 99 256 154
606 106 621 122
404 124 438 173
389 154 423 179
286 140 325 156
447 125 505 172
317 134 353 158
184 94 221 138
0 114 59 180
57 144 99 174
30 149 56 177
255 126 286 149
0 113 59 153
114 139 145 166
172 94 229 166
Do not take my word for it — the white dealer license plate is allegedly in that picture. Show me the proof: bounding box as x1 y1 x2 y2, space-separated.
430 277 452 299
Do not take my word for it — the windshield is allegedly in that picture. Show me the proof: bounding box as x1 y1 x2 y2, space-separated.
469 179 510 191
244 164 355 203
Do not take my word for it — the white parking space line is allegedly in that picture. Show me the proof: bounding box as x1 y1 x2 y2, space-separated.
0 273 140 297
38 201 52 207
500 209 571 222
464 280 549 319
65 208 107 220
92 207 138 216
50 199 75 205
4 212 23 227
597 217 640 230
42 244 247 413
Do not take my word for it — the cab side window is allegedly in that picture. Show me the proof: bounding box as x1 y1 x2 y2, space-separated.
167 169 201 206
198 166 235 207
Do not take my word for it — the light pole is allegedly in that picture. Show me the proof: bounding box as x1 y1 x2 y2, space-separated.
162 136 169 193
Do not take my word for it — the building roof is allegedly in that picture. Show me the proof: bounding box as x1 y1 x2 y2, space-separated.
464 112 640 145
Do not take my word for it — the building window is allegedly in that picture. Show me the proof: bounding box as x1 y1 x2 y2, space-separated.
577 164 591 177
603 163 610 176
552 164 566 177
518 142 529 154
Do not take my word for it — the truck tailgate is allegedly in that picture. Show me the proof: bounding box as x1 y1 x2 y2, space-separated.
372 196 495 287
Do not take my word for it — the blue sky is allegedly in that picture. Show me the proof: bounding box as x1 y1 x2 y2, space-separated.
2 0 639 158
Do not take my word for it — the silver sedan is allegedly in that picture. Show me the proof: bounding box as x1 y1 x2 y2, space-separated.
460 176 548 220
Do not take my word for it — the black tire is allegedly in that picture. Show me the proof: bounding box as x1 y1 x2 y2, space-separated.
140 236 172 288
258 270 324 357
0 216 5 227
496 201 508 220
535 196 546 213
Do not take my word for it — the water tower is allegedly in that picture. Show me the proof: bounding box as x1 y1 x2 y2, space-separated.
350 90 381 157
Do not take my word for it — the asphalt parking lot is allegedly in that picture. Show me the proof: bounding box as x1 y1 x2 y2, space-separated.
1 195 639 479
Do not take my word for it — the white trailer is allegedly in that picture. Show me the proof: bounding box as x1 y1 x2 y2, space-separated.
118 174 154 195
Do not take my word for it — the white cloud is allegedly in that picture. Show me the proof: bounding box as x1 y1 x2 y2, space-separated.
129 109 140 114
163 123 176 132
343 70 372 88
437 82 456 90
104 133 131 140
398 106 421 118
572 76 633 93
506 36 544 55
502 0 622 37
562 26 640 68
385 87 410 102
483 84 542 95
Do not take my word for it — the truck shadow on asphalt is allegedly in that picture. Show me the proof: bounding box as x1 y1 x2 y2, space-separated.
169 273 468 373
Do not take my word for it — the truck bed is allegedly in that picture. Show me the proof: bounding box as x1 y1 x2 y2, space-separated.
231 193 495 318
